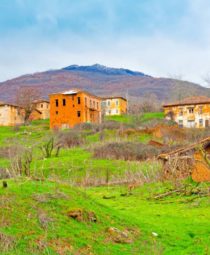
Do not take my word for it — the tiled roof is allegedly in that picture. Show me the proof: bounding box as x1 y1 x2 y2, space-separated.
163 96 210 107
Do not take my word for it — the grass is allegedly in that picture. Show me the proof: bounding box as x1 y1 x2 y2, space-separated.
0 179 209 254
0 117 209 254
105 112 164 124
0 179 162 255
87 182 210 255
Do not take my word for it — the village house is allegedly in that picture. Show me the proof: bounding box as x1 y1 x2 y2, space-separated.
0 103 25 126
163 96 210 128
30 100 50 120
49 89 101 129
102 97 127 116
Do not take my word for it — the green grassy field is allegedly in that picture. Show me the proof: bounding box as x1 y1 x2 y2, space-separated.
0 115 209 255
105 112 164 124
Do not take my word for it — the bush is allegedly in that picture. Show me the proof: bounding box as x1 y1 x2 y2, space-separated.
57 130 84 148
93 142 162 161
185 129 210 143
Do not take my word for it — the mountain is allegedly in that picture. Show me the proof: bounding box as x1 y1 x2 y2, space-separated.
0 64 209 103
63 64 148 77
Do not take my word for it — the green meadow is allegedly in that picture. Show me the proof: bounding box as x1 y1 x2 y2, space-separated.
0 114 209 255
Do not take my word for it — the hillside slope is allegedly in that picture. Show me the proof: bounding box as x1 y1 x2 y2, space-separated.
0 64 209 103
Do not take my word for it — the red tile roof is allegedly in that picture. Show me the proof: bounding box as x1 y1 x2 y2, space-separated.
163 96 210 107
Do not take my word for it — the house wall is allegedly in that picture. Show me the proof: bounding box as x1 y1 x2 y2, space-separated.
0 105 25 126
50 92 101 129
164 103 210 128
102 98 127 116
30 101 50 120
35 102 50 119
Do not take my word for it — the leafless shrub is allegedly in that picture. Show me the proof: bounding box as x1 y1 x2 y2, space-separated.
9 147 33 177
141 119 176 128
15 86 41 124
101 121 125 130
0 232 15 252
93 142 162 161
39 135 62 158
0 146 19 158
185 129 210 143
0 168 10 179
56 130 84 148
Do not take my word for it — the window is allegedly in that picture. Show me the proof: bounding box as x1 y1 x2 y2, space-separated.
55 99 59 107
187 120 195 128
56 111 58 115
93 101 95 108
199 119 203 127
77 111 81 117
85 97 87 106
77 97 81 104
41 104 43 108
178 119 183 128
107 100 110 106
97 102 99 109
188 107 194 114
116 109 118 114
90 100 92 107
116 100 119 106
63 99 66 106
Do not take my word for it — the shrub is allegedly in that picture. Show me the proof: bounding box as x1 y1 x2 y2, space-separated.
185 129 210 143
93 142 162 161
57 130 84 148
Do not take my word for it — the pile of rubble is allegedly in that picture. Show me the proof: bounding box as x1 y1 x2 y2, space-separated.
158 137 210 182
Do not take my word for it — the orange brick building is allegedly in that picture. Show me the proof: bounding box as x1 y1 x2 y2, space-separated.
49 89 101 129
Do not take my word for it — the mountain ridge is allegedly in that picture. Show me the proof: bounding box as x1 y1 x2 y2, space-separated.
0 64 209 103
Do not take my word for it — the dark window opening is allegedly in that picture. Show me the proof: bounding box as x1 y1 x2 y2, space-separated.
63 99 66 106
78 97 81 104
56 111 58 115
55 99 59 107
41 104 43 108
85 97 87 106
77 111 81 117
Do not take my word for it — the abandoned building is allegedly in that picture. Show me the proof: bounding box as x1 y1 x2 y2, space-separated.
49 89 101 129
163 96 210 128
30 100 50 120
102 97 127 116
0 103 25 126
158 137 210 182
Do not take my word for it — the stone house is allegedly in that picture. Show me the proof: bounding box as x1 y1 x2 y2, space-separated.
102 97 127 116
163 96 210 128
0 103 25 126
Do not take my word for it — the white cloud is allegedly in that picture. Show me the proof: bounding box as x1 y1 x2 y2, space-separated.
1 0 210 87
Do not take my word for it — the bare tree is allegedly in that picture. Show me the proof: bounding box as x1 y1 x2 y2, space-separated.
15 87 40 124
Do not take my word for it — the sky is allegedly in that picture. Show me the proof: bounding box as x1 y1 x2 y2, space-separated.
1 0 210 85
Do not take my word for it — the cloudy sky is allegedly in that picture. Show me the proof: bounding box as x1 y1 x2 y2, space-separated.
1 0 210 85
